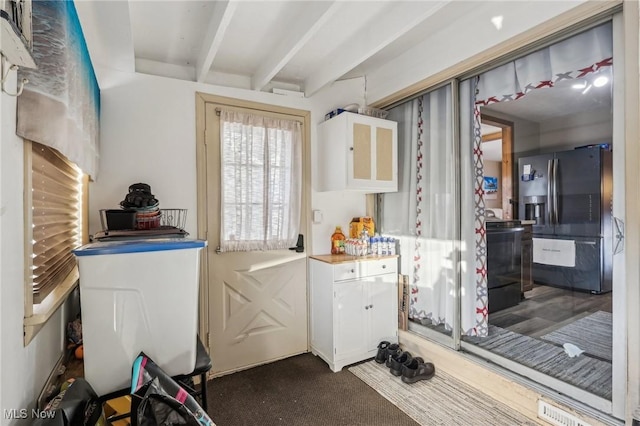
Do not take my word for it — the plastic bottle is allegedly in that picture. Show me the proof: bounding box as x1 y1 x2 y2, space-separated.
371 235 379 256
331 226 346 254
360 229 369 256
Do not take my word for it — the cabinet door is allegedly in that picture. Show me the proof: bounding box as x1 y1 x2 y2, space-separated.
334 282 368 359
366 275 398 350
350 121 373 181
346 114 397 192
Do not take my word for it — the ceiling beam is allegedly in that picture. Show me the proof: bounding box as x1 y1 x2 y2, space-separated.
195 0 238 83
303 1 448 97
250 2 341 92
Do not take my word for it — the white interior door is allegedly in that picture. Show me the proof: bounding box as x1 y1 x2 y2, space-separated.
203 101 309 375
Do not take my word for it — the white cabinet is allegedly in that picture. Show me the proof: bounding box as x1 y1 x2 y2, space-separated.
317 112 397 192
309 255 398 372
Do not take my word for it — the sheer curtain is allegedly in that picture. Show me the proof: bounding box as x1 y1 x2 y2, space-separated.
219 110 302 252
381 85 457 331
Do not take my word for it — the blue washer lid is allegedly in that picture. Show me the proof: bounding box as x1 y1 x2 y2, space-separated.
73 239 207 256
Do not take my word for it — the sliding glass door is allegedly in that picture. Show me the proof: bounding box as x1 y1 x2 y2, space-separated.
379 83 459 348
378 14 626 421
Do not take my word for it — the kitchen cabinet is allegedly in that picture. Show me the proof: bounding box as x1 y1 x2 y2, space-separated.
521 223 533 292
317 112 397 192
309 255 398 372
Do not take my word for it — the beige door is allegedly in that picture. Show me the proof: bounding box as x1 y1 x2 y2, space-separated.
197 96 310 375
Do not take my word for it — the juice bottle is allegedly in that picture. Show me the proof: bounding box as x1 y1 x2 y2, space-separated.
331 226 346 254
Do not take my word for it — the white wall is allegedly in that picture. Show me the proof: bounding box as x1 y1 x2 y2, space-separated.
1 71 66 424
91 71 311 237
308 78 370 255
539 107 613 150
92 70 369 257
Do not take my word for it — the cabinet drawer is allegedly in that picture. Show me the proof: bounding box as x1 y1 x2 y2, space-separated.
366 259 397 276
333 262 362 281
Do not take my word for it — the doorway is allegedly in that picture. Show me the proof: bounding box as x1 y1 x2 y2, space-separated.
481 115 514 221
195 93 311 376
466 41 616 407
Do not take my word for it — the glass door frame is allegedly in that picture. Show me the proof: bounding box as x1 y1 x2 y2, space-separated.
393 12 627 421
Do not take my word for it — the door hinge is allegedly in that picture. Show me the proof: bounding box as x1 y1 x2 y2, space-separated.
206 332 211 348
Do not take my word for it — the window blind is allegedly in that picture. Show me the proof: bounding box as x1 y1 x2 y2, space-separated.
30 142 83 304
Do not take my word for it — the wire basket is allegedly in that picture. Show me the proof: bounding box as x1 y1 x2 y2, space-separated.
157 209 188 229
99 208 187 231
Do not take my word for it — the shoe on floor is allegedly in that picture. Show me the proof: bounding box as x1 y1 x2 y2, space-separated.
384 344 401 368
375 341 390 364
389 351 412 377
401 358 435 384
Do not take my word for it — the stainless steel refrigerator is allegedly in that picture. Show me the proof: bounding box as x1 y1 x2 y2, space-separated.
517 148 612 293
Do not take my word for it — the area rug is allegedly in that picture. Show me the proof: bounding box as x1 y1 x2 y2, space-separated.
349 360 536 426
465 325 612 400
540 311 612 362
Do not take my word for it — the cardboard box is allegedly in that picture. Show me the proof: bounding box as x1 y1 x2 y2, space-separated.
398 274 409 331
349 217 375 238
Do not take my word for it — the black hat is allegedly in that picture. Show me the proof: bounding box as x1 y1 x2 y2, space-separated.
120 182 158 209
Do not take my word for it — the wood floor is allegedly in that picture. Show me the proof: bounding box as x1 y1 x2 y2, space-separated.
489 284 612 338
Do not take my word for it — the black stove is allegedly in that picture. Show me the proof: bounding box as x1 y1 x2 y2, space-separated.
486 219 524 313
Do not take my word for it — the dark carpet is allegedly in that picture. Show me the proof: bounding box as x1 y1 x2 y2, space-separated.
205 353 419 426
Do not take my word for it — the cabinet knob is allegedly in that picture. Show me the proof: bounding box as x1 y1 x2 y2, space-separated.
349 147 354 151
350 269 354 273
369 304 374 309
365 305 369 310
382 265 386 269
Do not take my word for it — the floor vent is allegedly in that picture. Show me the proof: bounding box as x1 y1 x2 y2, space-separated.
538 400 592 426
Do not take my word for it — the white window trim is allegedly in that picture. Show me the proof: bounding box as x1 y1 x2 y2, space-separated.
24 267 79 345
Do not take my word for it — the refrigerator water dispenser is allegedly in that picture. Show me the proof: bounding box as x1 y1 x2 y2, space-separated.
523 195 546 225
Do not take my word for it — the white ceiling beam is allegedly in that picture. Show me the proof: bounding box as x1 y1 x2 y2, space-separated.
74 0 135 85
250 1 341 92
303 1 449 97
195 0 238 83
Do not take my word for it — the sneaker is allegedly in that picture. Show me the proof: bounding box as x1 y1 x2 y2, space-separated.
384 344 401 368
375 341 390 364
401 359 435 384
389 351 412 376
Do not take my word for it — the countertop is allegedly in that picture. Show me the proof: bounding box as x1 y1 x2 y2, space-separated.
309 254 398 265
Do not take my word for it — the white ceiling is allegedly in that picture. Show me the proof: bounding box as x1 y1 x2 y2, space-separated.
75 0 462 95
74 0 609 118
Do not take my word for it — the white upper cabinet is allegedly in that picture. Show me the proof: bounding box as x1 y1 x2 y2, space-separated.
317 112 397 192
